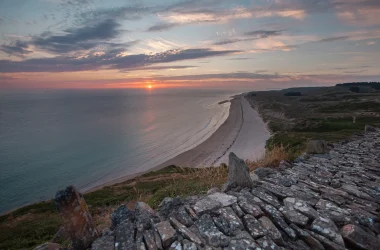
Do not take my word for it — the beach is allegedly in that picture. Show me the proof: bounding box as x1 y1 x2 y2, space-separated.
87 95 270 192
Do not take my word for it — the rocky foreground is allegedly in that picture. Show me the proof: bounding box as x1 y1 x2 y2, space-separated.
42 128 380 250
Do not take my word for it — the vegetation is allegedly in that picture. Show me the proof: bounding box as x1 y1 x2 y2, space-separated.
284 91 302 96
246 85 380 155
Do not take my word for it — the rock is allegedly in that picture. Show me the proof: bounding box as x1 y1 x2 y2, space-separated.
308 230 345 250
225 239 260 250
153 230 163 250
306 140 328 154
251 188 281 209
231 203 245 218
194 214 229 248
261 204 297 240
33 243 61 250
254 167 276 179
286 240 310 250
155 221 177 248
242 214 267 239
169 241 182 250
284 197 319 220
207 192 237 207
182 239 197 250
311 217 344 246
170 217 203 246
184 205 198 221
207 187 220 195
216 207 244 234
91 235 114 250
115 221 136 250
250 172 260 181
290 224 324 250
55 186 99 250
224 152 255 190
143 229 158 250
365 125 377 133
341 224 380 250
258 216 284 246
279 160 292 169
136 202 157 230
257 236 283 250
237 196 264 217
173 206 193 227
279 206 309 227
193 197 222 215
340 184 374 201
111 205 135 228
213 216 232 236
52 227 68 244
158 197 182 219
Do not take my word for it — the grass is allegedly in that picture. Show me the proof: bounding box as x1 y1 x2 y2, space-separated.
0 146 288 250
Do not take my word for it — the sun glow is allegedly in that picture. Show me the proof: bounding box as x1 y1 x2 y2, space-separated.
147 85 153 89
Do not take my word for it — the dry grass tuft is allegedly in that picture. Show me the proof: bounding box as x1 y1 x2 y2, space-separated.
247 145 289 171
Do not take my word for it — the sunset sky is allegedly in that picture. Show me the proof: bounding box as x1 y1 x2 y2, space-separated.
0 0 379 89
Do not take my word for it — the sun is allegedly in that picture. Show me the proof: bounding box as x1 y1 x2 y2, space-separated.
147 85 152 89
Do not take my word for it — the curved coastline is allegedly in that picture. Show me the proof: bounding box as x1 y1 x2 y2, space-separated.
86 94 270 193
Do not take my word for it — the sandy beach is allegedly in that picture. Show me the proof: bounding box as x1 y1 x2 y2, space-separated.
87 95 270 192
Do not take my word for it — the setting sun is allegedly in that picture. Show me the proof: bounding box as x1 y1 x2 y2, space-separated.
148 85 152 89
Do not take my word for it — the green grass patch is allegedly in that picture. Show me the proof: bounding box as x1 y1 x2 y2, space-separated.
0 213 61 250
141 165 182 177
147 178 218 208
319 101 380 113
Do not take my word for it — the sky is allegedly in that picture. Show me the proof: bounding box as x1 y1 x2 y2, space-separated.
0 0 379 90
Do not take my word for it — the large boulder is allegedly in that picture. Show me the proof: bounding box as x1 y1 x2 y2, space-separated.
223 152 255 191
305 140 329 154
55 186 99 250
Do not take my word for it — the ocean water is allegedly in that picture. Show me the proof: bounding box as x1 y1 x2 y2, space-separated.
0 88 236 213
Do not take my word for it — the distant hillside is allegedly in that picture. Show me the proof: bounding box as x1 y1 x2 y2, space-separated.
336 82 380 90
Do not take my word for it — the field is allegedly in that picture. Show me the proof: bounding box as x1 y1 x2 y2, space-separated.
246 83 380 156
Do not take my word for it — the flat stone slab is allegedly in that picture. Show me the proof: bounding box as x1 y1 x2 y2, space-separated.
155 221 177 248
207 192 237 207
193 197 222 215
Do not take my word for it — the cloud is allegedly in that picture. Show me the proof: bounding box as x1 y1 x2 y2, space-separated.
1 19 128 57
0 48 240 73
74 5 154 25
0 41 32 57
32 19 123 54
147 5 253 32
133 65 197 71
214 29 283 45
155 72 282 81
316 36 350 43
334 0 380 26
146 22 180 32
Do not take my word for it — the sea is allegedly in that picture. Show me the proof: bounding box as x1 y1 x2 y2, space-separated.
0 88 239 213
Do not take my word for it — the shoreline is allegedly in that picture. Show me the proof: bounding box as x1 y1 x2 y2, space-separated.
86 94 270 193
1 93 269 214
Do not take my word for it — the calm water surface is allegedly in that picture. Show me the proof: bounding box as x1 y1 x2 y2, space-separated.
0 88 237 213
